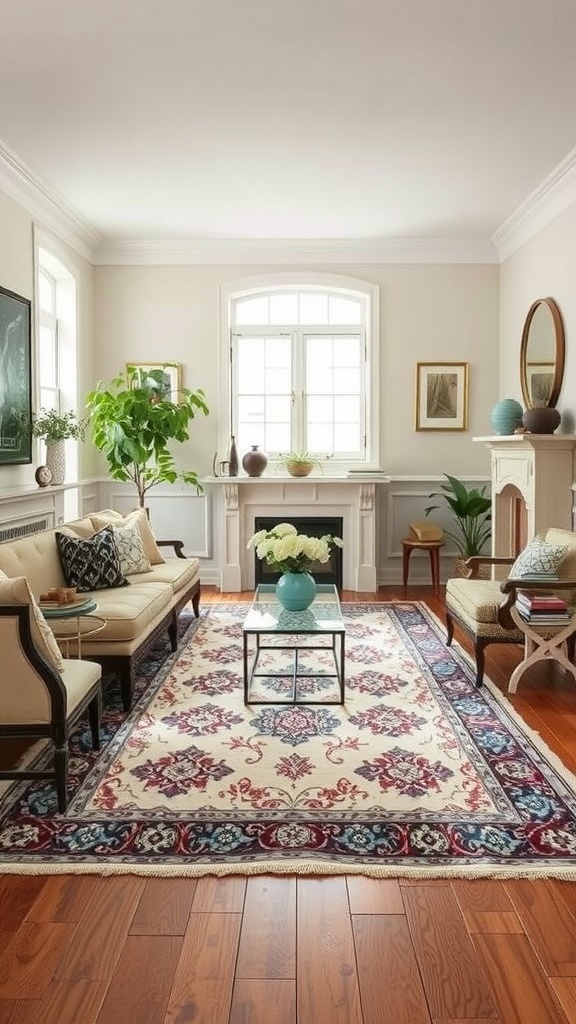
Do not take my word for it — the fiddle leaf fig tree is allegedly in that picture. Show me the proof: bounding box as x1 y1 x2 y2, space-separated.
86 365 209 507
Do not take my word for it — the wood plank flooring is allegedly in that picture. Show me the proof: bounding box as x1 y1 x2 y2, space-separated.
1 585 576 1024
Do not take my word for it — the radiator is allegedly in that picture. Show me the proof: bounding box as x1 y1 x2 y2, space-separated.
0 517 50 544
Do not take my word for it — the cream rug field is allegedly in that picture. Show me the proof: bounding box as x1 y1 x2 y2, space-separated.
1 601 576 877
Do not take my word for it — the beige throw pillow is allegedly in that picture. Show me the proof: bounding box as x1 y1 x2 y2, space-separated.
91 509 165 565
0 572 64 672
107 521 152 576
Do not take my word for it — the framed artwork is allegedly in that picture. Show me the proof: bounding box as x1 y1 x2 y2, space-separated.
126 362 181 402
415 361 468 431
526 362 554 407
0 285 32 464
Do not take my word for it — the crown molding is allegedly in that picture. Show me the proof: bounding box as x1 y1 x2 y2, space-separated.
0 141 101 261
493 146 576 261
94 236 498 265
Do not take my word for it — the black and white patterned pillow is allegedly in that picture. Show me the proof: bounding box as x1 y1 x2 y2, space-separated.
56 527 129 592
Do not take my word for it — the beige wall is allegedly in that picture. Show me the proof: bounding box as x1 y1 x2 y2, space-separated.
499 201 576 436
93 262 500 479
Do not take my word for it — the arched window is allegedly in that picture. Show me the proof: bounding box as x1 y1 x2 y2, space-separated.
222 274 379 468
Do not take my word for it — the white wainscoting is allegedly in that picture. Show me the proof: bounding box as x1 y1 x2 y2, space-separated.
0 474 492 589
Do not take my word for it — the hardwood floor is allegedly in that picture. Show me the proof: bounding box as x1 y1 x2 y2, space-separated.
1 585 576 1024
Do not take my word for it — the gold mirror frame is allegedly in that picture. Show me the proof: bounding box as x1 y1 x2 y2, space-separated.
520 297 565 409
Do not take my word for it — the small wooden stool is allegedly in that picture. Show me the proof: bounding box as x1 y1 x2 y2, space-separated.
402 537 445 595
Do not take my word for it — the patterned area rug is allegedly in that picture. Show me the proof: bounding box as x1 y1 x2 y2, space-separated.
2 601 576 877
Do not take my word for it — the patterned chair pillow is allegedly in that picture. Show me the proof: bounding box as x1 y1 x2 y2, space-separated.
56 526 129 592
509 537 568 579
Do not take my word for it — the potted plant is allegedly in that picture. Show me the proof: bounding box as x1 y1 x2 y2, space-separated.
31 408 87 485
86 365 209 507
425 474 492 573
277 452 323 477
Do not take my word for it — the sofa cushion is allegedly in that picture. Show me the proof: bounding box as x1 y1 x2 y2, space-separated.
129 557 199 595
74 581 173 642
91 509 165 565
0 571 64 672
56 527 129 592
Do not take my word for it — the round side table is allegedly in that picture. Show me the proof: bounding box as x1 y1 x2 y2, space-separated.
402 537 445 595
40 598 106 658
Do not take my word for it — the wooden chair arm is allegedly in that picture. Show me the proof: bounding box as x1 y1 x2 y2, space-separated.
460 555 514 580
156 539 187 559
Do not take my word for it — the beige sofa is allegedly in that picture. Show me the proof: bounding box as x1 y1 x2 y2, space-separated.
0 508 200 710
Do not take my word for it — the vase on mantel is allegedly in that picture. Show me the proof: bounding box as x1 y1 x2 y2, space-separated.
275 571 317 611
242 445 268 477
45 440 65 485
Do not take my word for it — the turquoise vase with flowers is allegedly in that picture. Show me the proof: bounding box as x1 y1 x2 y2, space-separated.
247 521 343 613
275 571 317 611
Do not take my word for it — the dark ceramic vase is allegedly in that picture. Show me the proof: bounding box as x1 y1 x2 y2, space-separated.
522 406 561 434
228 435 239 476
242 445 268 477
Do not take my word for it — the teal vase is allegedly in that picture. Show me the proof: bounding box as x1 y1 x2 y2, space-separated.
275 572 317 611
490 398 524 436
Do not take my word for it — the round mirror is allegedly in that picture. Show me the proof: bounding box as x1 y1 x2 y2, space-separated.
520 297 565 408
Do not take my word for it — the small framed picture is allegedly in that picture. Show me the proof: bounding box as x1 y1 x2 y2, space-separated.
126 362 181 402
415 362 468 431
526 362 554 408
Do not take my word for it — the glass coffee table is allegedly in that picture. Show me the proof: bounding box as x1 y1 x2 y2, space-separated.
242 584 345 705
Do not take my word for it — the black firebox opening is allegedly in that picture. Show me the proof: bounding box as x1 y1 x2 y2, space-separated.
254 517 343 588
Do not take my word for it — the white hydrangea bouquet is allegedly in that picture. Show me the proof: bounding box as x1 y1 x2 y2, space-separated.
247 521 343 574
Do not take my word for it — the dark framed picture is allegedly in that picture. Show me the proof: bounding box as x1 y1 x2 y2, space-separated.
415 361 469 431
0 285 32 464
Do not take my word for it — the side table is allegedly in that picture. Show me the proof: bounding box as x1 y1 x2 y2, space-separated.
402 537 444 595
509 604 576 693
40 598 106 658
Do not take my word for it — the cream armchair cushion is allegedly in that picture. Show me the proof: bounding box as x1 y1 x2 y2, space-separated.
0 571 63 672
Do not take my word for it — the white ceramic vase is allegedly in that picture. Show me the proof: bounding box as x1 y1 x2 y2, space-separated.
45 440 65 485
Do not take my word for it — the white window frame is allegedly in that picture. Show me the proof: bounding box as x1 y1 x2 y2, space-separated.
219 272 380 471
33 229 81 512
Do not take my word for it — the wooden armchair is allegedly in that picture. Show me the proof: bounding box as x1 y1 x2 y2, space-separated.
0 601 102 813
445 556 524 687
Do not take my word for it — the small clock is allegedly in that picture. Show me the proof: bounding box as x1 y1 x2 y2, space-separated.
35 465 53 488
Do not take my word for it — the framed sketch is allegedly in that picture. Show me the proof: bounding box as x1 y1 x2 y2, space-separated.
126 362 181 402
526 362 554 408
415 361 468 431
0 285 32 464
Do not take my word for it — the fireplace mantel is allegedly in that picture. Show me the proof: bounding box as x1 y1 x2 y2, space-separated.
474 434 576 558
204 474 389 592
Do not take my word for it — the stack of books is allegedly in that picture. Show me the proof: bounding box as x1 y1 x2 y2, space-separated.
515 591 570 625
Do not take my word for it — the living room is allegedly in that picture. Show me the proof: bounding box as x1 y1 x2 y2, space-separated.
2 3 576 1022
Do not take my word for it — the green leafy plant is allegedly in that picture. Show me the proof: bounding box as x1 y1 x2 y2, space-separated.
86 365 209 507
31 408 87 442
425 473 491 557
277 451 323 477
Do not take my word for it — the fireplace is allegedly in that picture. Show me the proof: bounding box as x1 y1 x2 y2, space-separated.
254 516 343 587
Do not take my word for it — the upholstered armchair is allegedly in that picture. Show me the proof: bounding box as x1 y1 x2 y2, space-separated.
0 577 102 813
445 528 576 687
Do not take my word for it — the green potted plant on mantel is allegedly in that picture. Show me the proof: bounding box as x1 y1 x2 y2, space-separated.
31 408 87 485
277 451 324 477
86 365 210 507
425 473 492 575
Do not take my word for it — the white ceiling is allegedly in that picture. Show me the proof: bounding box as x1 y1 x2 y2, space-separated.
1 0 576 254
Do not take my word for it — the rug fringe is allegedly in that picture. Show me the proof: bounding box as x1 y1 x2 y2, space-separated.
3 860 576 880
